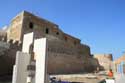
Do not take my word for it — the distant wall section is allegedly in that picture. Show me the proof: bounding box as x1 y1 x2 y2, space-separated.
94 54 113 71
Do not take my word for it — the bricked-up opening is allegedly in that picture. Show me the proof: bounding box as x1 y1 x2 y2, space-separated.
46 28 49 34
29 22 34 29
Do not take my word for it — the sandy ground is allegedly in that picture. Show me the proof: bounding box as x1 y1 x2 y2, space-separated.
50 72 125 83
50 71 108 83
1 71 124 83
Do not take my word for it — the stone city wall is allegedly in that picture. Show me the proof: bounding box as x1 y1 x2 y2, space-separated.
47 53 98 74
47 40 98 74
0 11 99 75
0 39 22 75
7 13 23 42
94 54 113 71
22 11 81 45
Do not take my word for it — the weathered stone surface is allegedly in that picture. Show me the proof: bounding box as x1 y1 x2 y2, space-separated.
0 11 99 75
94 54 113 71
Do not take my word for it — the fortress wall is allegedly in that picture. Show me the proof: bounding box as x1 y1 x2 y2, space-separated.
94 54 113 70
47 53 85 74
22 11 81 46
47 52 98 74
0 40 22 75
48 39 90 57
7 11 88 52
46 40 97 74
0 11 99 75
22 11 64 40
7 12 24 42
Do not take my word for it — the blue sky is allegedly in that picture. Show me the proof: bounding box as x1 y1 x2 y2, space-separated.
0 0 125 59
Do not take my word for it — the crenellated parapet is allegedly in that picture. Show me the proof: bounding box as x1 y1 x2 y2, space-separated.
7 39 22 46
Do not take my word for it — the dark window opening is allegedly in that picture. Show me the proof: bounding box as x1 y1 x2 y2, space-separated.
46 28 49 34
56 32 59 35
29 22 34 29
74 41 77 45
64 36 67 41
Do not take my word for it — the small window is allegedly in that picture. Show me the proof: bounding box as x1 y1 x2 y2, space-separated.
74 41 77 45
46 28 49 34
56 32 59 35
64 36 67 41
29 22 34 29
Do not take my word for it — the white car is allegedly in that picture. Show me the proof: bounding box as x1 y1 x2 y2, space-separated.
105 79 115 83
